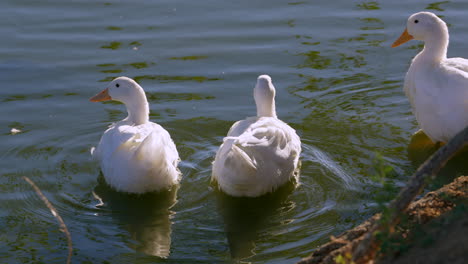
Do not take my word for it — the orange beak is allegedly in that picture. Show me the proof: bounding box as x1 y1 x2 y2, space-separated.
391 28 414 48
89 88 112 102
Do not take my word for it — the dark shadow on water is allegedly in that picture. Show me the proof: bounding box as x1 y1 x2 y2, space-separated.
407 130 468 188
214 182 296 261
93 175 178 258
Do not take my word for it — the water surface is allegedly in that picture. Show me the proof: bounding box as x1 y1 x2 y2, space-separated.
1 0 468 263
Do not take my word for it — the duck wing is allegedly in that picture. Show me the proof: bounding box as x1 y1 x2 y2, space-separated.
444 57 468 74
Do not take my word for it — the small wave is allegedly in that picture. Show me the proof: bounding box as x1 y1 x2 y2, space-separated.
302 143 358 190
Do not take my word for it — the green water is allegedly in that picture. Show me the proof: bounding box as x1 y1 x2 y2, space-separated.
1 0 467 263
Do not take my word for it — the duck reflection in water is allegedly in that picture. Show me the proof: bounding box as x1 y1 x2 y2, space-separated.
93 175 178 258
215 182 296 260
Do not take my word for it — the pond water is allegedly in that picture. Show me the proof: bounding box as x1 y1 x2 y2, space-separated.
1 0 468 263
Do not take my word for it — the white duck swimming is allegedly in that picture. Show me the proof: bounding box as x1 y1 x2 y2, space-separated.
212 75 301 197
392 11 468 144
90 77 180 194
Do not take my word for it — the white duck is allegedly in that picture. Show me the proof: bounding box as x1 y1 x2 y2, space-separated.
212 75 301 197
392 11 468 144
90 77 180 194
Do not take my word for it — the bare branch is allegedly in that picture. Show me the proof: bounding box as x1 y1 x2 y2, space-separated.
23 176 73 264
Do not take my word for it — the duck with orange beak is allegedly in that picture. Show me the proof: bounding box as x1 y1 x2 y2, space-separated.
392 11 468 144
90 77 181 193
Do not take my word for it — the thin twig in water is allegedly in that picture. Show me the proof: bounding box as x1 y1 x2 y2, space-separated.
352 125 468 263
23 176 72 264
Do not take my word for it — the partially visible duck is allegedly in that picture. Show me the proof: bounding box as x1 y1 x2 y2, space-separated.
393 11 468 143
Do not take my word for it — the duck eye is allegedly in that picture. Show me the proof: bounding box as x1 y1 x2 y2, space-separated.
414 19 419 24
116 83 120 87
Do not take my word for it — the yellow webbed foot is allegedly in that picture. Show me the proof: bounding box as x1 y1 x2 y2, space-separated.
407 129 441 165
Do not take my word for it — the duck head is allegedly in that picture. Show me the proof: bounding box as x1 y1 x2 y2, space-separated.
392 11 448 47
90 77 149 125
254 75 277 118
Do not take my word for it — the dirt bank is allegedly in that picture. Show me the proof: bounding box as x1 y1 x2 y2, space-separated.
298 176 468 264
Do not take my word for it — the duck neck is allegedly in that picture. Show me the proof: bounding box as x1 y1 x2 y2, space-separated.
124 94 149 125
418 26 448 64
256 99 277 118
